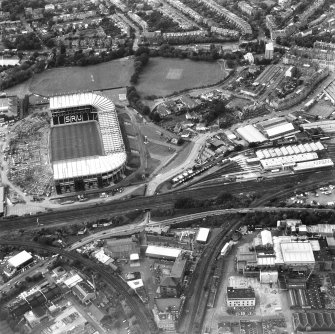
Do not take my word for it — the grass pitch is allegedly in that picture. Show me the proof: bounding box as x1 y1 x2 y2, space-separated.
30 58 133 96
50 121 103 162
137 57 228 97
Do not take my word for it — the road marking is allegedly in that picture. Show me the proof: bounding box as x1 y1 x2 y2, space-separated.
91 74 94 82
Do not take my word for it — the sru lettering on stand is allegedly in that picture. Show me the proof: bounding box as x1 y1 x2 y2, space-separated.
64 114 83 123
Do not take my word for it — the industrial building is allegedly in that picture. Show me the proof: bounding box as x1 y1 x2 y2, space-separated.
256 118 298 140
255 141 324 160
260 271 278 284
145 245 182 260
260 152 318 170
226 287 256 307
236 125 267 143
4 250 33 276
196 228 210 243
293 159 334 172
292 311 335 332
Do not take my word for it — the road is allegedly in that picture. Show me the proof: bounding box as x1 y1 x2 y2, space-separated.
1 169 334 233
0 240 158 334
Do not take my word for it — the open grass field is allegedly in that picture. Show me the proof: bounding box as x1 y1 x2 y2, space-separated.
30 57 133 96
136 58 228 97
147 141 175 157
50 121 103 162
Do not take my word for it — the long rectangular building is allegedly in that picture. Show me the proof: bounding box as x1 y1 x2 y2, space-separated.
260 152 318 170
293 159 334 172
145 245 182 260
236 125 267 143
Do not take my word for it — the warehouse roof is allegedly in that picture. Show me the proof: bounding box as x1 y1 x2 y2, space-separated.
8 251 32 268
293 159 334 171
261 152 318 169
236 125 267 143
280 242 315 264
265 122 295 138
145 245 182 259
261 230 273 245
196 228 210 243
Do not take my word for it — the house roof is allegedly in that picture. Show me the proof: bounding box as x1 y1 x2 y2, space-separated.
227 287 255 300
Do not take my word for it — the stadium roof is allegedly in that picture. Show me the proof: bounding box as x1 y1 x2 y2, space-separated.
50 93 125 180
53 153 127 180
280 242 315 264
236 125 267 143
145 245 182 259
196 228 210 243
8 251 32 268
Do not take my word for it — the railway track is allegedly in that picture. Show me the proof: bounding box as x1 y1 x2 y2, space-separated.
0 240 158 334
1 169 334 233
179 220 241 334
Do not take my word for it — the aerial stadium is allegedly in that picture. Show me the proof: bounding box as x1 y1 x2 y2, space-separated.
49 92 126 194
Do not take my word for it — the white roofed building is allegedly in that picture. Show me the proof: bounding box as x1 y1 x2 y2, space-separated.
261 230 273 247
145 246 182 260
236 125 267 143
260 152 318 170
7 251 33 269
196 228 210 243
293 159 334 172
280 242 315 269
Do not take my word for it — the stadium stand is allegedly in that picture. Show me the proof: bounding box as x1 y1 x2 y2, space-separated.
49 93 126 193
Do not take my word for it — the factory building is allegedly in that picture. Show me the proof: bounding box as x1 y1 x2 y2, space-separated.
4 251 33 276
293 159 334 172
260 152 318 170
196 228 210 243
226 287 256 307
145 245 182 260
236 125 267 143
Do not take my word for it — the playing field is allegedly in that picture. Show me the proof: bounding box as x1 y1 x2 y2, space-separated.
136 57 228 97
50 121 103 162
30 57 133 96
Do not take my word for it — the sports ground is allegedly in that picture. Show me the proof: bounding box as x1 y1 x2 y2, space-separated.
136 57 228 97
50 121 103 162
30 58 133 96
